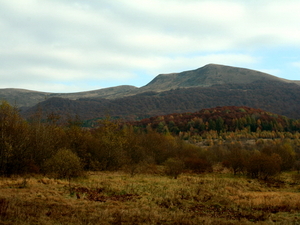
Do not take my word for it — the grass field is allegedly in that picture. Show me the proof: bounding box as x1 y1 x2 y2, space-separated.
1 170 300 224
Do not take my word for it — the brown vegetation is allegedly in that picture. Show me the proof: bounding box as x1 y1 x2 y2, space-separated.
2 101 300 223
1 172 300 224
132 105 300 134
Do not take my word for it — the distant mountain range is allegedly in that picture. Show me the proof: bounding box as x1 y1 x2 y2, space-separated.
1 64 300 121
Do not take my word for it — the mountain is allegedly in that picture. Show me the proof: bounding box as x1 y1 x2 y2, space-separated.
2 64 300 121
0 88 49 108
0 85 137 108
294 81 300 85
21 79 300 122
139 63 296 92
1 64 299 109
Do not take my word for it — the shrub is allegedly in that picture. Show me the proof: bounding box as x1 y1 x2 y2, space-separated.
223 148 248 175
261 141 296 171
294 160 300 173
164 158 185 179
246 153 282 180
43 148 83 179
184 157 212 173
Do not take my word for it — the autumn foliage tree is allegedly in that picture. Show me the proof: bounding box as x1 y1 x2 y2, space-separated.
122 125 153 176
90 118 127 170
0 101 30 175
26 115 66 173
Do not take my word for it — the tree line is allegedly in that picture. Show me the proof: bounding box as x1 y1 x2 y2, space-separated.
1 101 300 180
131 106 300 135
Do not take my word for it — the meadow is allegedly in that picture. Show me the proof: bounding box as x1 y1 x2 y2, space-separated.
1 170 300 224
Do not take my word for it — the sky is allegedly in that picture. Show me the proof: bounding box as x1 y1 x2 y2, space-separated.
1 0 300 93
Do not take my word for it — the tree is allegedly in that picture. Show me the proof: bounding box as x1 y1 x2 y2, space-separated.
91 118 127 170
122 125 153 176
216 116 225 133
66 125 93 170
27 117 66 171
139 130 176 164
208 119 216 130
0 101 30 175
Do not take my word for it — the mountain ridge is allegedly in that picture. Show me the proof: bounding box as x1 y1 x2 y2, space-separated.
1 64 300 120
21 79 300 121
1 64 300 108
140 64 294 92
0 85 137 108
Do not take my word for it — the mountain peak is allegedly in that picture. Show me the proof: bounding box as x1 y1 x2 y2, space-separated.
203 63 223 67
141 64 291 92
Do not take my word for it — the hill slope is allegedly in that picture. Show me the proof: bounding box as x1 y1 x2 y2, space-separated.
140 64 295 92
0 85 137 108
21 80 300 121
130 105 300 133
1 64 299 108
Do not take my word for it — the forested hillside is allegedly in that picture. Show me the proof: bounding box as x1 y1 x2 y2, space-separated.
21 80 300 123
131 106 300 134
1 64 299 123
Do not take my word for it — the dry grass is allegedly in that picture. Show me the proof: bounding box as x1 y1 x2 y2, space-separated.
0 172 300 224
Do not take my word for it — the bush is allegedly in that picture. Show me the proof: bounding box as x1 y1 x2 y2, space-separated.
216 143 249 175
246 153 282 180
43 148 83 179
261 142 296 171
223 148 248 175
184 157 212 173
164 158 185 179
294 160 300 173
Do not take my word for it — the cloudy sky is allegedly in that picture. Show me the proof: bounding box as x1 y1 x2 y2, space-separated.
1 0 300 93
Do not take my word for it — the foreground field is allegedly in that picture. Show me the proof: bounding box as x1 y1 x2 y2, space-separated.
1 171 300 224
